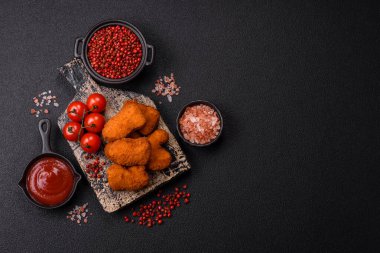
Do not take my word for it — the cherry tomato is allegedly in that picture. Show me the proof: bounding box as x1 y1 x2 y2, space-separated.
80 133 101 153
62 122 83 142
67 101 88 122
86 93 107 113
84 113 105 133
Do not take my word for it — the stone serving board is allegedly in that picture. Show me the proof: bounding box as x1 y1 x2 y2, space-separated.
58 59 191 213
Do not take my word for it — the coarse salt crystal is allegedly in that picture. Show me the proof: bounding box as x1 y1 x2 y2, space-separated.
30 90 59 117
189 116 197 123
179 104 221 144
152 73 180 102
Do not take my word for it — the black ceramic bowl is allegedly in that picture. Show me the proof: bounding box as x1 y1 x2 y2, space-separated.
74 19 154 85
176 100 223 147
18 119 81 209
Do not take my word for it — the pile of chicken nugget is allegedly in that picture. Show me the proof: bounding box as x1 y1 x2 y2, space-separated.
102 100 172 191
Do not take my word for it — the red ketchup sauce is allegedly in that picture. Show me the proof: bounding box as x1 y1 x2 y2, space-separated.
26 157 74 206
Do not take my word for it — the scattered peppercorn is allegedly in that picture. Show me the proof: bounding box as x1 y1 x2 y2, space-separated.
123 184 191 228
84 154 106 179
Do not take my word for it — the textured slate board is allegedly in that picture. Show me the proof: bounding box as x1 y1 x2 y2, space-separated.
58 59 190 213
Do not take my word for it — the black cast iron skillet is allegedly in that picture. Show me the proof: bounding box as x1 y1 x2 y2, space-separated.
18 119 81 209
74 19 154 85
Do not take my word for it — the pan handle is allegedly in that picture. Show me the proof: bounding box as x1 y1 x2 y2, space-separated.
74 37 84 58
39 119 52 154
145 44 154 66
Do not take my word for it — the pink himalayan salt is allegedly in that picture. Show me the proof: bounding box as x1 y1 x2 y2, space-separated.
152 73 180 102
179 104 221 144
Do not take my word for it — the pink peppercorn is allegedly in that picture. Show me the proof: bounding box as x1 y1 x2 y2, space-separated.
123 185 191 227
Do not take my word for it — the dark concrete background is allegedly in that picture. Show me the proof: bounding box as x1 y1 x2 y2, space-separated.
0 1 379 252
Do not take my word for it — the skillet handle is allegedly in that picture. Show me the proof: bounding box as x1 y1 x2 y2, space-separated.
74 37 83 58
39 119 52 153
145 44 154 66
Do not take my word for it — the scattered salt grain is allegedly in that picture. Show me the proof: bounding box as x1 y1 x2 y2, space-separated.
66 203 92 225
152 73 181 102
30 90 59 117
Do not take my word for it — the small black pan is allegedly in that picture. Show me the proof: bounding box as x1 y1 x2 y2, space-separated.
74 19 154 85
176 100 223 147
18 119 81 209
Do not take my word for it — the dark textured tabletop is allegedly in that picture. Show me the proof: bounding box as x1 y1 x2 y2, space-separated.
0 1 379 252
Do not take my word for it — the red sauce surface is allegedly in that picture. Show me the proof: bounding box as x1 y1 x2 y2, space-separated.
26 157 74 206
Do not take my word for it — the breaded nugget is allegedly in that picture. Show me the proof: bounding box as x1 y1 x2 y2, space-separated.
104 137 151 166
102 100 146 142
138 104 160 136
107 164 149 191
147 129 172 170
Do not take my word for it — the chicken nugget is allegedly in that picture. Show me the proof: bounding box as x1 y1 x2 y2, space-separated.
104 137 151 166
138 104 160 136
102 100 146 142
147 129 172 170
107 164 149 191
